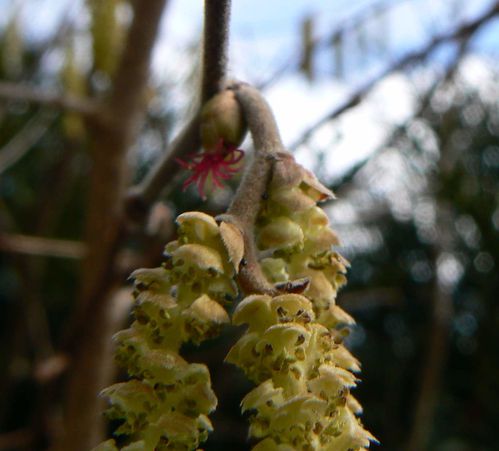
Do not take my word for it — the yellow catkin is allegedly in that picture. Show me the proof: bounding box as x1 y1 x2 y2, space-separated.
93 212 238 451
227 155 377 450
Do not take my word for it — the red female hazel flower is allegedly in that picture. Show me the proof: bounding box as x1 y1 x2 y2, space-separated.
176 139 244 199
177 89 247 199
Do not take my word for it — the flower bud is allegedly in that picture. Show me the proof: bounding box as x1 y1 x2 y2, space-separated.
200 90 247 150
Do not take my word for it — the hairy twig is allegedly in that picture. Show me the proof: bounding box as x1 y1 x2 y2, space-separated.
290 1 499 149
0 81 97 116
227 84 284 220
202 0 231 102
125 0 233 222
218 83 286 295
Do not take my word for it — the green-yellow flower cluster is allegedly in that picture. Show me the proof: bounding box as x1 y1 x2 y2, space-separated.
94 212 239 451
226 154 377 450
95 151 376 450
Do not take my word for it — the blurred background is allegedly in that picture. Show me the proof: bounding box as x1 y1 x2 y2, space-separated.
0 0 498 450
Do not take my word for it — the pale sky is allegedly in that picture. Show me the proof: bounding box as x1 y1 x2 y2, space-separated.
4 0 499 179
153 0 499 177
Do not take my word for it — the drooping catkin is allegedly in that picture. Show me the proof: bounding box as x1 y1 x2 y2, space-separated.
226 154 377 450
93 212 241 451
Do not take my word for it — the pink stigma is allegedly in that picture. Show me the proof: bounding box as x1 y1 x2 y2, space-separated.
176 139 244 199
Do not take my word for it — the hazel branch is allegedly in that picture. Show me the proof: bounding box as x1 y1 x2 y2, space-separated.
202 0 231 102
59 1 170 449
126 0 233 222
218 83 288 295
228 83 285 221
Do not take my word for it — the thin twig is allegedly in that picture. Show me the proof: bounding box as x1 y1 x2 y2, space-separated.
0 111 56 174
202 0 231 102
290 1 499 150
259 0 407 90
228 84 284 222
0 81 97 116
406 39 473 451
218 83 286 294
406 246 454 451
334 31 476 199
125 0 233 222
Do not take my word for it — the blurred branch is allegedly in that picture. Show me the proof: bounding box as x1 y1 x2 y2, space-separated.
0 111 56 174
0 82 97 116
0 233 85 259
406 42 471 447
334 29 475 197
77 0 170 322
407 248 454 451
314 0 406 52
59 0 170 449
259 0 407 90
290 1 499 149
126 114 201 221
0 231 153 282
126 0 233 222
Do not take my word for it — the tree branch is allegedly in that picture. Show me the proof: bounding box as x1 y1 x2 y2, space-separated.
227 84 284 222
59 1 169 450
334 31 475 198
202 0 231 102
217 83 287 295
290 1 499 149
406 43 472 449
0 81 97 116
78 0 169 322
407 240 454 451
0 428 33 451
125 0 233 222
126 114 201 221
259 0 406 90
